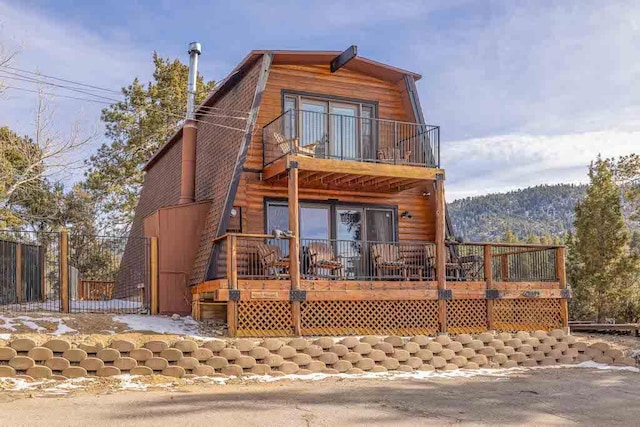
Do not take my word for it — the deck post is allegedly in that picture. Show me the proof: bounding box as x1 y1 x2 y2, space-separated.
556 246 569 331
150 236 159 315
226 235 238 336
59 230 69 313
288 165 302 336
500 254 509 281
435 175 447 333
484 244 494 331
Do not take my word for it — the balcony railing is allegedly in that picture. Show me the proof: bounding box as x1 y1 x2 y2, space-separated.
209 234 562 284
262 109 440 168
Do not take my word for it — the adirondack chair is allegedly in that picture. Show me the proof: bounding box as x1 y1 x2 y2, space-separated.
371 243 423 280
256 243 290 279
425 243 483 281
376 147 412 164
307 242 343 279
274 132 318 157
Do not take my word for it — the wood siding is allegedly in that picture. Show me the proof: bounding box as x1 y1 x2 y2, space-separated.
232 63 436 241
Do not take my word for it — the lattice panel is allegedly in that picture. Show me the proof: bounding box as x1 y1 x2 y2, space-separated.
493 298 563 332
446 299 488 334
300 300 440 336
236 301 293 337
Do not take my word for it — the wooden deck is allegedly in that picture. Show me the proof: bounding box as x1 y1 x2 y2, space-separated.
192 233 570 337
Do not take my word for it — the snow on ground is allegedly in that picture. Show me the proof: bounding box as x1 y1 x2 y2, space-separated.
0 314 78 335
112 315 200 335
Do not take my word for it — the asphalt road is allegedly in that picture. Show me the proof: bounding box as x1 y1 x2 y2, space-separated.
1 367 639 426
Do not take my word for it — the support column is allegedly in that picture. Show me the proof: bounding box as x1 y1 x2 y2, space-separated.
288 166 301 336
226 235 238 336
435 175 447 333
484 244 494 331
556 246 569 332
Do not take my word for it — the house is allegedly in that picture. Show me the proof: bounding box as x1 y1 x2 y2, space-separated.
121 48 569 337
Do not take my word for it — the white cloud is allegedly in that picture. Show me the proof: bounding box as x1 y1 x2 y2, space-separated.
444 126 640 200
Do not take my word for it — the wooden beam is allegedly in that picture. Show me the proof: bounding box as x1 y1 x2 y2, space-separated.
306 289 438 301
190 279 229 294
330 45 357 73
288 166 301 335
229 235 238 290
500 254 509 281
435 178 447 333
227 301 237 336
59 230 69 313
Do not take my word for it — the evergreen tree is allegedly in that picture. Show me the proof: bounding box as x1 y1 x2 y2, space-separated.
83 53 215 233
569 158 640 322
502 228 519 243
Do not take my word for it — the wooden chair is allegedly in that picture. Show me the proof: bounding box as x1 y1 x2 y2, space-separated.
274 132 317 157
256 243 290 279
307 242 343 279
425 243 483 281
372 243 423 280
376 148 412 164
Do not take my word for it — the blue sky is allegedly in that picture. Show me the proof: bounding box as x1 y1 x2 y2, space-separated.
1 0 639 199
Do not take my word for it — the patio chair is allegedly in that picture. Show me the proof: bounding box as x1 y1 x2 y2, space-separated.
371 243 423 280
376 147 412 164
307 242 343 279
256 243 290 279
425 243 483 281
274 132 317 157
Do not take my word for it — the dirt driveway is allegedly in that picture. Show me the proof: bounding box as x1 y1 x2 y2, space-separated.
1 367 638 426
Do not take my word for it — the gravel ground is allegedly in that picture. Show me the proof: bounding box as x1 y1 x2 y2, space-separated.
0 367 638 426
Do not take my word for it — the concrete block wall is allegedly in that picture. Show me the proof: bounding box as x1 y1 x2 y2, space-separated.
0 331 635 381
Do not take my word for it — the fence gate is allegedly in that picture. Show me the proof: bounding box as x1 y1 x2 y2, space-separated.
67 234 151 314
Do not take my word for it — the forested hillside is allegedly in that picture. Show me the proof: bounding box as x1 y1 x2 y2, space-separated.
447 184 587 241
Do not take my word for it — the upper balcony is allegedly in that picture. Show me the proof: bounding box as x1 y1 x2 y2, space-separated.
263 109 440 168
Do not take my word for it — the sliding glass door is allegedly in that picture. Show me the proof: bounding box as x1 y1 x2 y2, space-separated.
330 104 358 160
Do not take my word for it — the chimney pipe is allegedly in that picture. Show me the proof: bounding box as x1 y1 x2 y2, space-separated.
179 42 201 205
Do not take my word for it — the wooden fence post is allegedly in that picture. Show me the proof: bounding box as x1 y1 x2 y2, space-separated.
484 244 494 330
15 243 22 304
40 245 47 302
59 230 69 313
556 246 568 331
150 237 159 315
435 176 447 333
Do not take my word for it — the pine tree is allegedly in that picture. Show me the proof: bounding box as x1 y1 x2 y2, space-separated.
569 158 640 322
83 53 215 233
502 228 519 243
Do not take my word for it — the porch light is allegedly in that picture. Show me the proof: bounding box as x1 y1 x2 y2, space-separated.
401 211 412 219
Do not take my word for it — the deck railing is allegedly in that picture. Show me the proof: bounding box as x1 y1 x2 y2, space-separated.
262 109 440 168
209 234 563 284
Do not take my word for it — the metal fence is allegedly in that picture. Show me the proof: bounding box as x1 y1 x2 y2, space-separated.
263 109 440 168
0 230 61 312
0 229 151 314
68 234 150 313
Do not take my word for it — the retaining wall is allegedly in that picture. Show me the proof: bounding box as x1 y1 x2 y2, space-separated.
0 331 635 380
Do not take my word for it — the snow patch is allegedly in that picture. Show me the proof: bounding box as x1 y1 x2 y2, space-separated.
113 315 199 335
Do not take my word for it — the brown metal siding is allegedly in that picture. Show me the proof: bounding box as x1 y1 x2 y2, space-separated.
189 57 264 284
